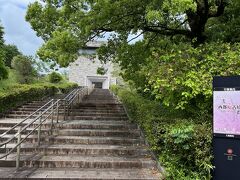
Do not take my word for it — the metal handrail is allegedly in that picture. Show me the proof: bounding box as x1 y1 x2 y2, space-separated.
0 99 54 139
63 88 78 101
0 99 60 159
0 100 56 148
0 86 93 167
68 88 87 105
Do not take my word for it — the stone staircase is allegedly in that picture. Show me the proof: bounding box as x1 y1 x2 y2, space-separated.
0 89 163 179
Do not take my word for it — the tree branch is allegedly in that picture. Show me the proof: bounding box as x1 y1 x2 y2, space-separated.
208 0 227 18
143 26 192 37
127 31 144 43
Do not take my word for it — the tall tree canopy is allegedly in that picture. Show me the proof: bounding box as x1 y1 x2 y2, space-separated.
3 44 22 68
0 24 8 80
11 55 37 83
26 0 240 113
26 0 231 66
0 25 4 45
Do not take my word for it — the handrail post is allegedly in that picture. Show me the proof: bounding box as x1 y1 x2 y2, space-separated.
67 102 70 118
77 90 80 104
16 126 21 169
64 100 66 121
51 101 54 134
56 101 59 123
5 144 7 160
37 113 42 146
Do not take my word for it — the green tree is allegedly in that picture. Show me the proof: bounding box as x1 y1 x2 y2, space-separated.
0 26 4 45
0 56 8 80
26 0 230 66
3 44 21 68
0 24 8 80
11 55 37 83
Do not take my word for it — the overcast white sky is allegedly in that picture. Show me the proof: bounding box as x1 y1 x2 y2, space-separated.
0 0 43 56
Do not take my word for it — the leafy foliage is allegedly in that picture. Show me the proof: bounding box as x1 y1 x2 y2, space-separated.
0 70 18 91
206 0 240 43
143 41 240 113
0 24 8 80
48 71 63 83
111 86 213 179
26 0 230 65
96 67 107 75
0 24 4 45
3 44 22 68
11 55 37 83
0 57 8 81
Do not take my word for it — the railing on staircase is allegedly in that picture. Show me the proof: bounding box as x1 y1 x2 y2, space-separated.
0 86 93 168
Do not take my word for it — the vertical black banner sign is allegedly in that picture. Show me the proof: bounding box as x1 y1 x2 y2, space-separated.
213 76 240 180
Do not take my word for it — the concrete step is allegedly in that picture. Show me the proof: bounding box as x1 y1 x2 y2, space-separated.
0 127 139 138
0 167 162 179
0 144 150 157
10 111 127 117
0 134 54 144
14 107 124 113
76 104 124 108
9 111 64 115
58 120 137 130
70 109 126 113
81 101 119 104
5 114 64 119
0 119 135 130
0 135 144 145
19 105 66 109
19 103 123 108
52 135 144 145
68 116 128 121
71 108 125 112
85 98 117 100
14 107 125 113
0 121 53 129
57 129 141 137
68 113 127 117
0 154 156 169
0 120 135 130
0 127 52 135
27 155 156 169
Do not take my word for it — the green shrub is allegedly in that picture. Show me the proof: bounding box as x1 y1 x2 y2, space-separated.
49 72 63 83
55 82 78 93
111 86 213 180
0 82 77 113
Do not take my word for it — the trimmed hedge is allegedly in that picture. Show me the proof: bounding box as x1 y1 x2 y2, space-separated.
0 82 77 113
111 85 213 180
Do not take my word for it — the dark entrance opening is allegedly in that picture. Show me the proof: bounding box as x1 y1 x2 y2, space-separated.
92 82 103 89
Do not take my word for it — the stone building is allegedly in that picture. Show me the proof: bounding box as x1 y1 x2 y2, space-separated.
69 41 117 89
